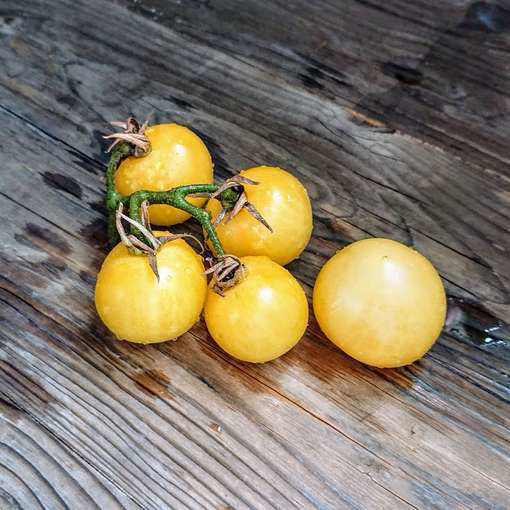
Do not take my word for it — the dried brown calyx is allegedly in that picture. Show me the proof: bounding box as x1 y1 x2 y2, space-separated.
116 201 203 281
204 255 247 296
207 175 273 233
104 117 151 157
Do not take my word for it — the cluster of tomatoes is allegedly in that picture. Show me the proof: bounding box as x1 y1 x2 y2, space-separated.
95 122 446 368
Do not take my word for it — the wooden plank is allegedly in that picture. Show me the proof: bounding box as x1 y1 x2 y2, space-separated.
0 399 136 509
0 283 420 510
0 88 509 509
117 0 510 170
0 0 509 508
0 0 509 322
0 116 413 508
0 232 414 508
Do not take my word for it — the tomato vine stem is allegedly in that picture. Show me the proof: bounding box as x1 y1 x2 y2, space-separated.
128 185 227 256
106 142 132 246
105 143 246 256
104 130 258 261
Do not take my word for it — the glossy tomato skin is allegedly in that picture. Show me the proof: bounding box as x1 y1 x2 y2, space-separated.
95 235 207 344
116 124 213 225
313 239 446 368
206 166 313 265
204 256 309 362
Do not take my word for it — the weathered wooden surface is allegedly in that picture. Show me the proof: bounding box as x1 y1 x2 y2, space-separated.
0 0 509 508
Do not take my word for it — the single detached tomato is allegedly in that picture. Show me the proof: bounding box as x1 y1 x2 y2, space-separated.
116 124 213 225
313 239 446 368
95 234 207 343
206 166 313 265
204 256 309 362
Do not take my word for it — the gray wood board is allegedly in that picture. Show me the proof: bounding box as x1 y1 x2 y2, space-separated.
0 1 509 508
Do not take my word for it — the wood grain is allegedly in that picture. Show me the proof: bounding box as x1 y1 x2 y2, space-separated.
1 0 509 320
0 0 509 508
117 0 510 170
0 399 136 509
0 110 415 509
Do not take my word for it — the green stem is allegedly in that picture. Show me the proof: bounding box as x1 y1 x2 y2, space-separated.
105 143 241 256
129 185 228 256
106 142 133 246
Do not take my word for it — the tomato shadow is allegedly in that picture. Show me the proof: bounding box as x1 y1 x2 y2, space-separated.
288 312 419 393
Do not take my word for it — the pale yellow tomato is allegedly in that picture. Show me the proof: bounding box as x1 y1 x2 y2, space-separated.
313 239 446 368
116 124 213 225
206 166 313 265
95 234 207 343
204 256 309 362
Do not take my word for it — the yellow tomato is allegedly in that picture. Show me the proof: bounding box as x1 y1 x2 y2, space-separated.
206 166 313 265
116 124 213 225
313 239 446 368
204 256 309 362
95 234 207 343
